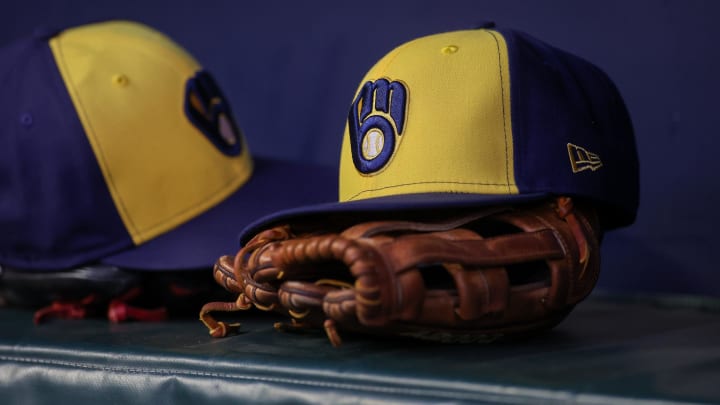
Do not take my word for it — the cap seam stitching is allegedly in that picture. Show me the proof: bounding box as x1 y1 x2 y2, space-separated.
54 39 251 242
347 180 514 201
52 39 141 237
486 30 512 194
135 170 250 238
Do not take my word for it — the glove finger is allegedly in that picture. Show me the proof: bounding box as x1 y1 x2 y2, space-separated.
279 281 344 321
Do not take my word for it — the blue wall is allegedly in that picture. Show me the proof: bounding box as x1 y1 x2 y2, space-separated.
3 1 719 296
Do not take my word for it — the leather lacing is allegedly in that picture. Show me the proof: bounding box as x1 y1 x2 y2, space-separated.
199 196 598 348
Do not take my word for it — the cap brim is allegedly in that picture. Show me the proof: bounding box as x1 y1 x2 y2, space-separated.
238 191 551 245
101 157 337 270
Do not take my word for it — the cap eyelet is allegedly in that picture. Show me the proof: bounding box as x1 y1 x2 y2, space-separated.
440 45 459 55
19 113 33 127
112 74 130 87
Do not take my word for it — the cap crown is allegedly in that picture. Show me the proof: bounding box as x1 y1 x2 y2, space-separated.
340 28 639 228
0 21 251 269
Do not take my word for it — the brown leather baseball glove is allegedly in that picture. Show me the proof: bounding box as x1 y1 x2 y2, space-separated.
200 197 601 347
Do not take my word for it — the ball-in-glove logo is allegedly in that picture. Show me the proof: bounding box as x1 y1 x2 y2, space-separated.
348 79 408 174
185 70 243 156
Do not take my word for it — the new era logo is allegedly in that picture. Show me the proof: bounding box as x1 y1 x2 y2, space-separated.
567 143 602 173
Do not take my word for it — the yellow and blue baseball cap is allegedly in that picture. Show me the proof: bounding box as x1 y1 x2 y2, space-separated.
0 20 335 270
239 23 639 242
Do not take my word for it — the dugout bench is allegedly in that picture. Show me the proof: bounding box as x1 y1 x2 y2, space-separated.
0 292 719 404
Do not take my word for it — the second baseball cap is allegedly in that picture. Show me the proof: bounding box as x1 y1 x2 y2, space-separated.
239 24 639 242
0 20 335 271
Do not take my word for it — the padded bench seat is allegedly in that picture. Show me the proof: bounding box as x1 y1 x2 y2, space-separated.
1 293 719 404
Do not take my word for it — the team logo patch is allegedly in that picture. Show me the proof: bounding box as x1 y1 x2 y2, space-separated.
348 79 408 174
185 70 243 156
567 143 602 173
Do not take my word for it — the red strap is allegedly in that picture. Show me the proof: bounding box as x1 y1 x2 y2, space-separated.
33 294 98 324
107 287 168 323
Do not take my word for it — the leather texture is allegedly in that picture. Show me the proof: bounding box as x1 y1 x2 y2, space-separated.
202 197 601 346
1 294 720 404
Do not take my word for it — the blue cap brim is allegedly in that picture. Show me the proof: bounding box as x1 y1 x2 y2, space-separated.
238 191 550 245
101 157 337 270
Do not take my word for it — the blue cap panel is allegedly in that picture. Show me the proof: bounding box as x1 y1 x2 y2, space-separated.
0 35 131 269
501 29 640 228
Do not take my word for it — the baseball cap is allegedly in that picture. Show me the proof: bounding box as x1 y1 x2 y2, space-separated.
0 20 335 271
239 24 639 243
